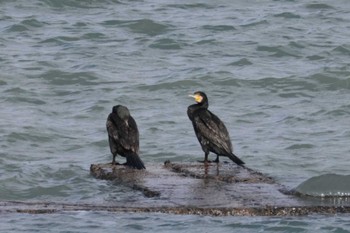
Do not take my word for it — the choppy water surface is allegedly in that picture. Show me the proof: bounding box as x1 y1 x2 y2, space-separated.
2 212 350 233
1 0 350 231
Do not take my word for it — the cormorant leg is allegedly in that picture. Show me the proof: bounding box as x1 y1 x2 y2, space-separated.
213 155 220 163
111 155 116 165
197 152 211 163
204 152 208 162
111 155 121 165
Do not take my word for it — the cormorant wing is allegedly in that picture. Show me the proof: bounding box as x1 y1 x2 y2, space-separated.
107 113 139 154
106 114 119 141
118 116 139 154
194 109 233 154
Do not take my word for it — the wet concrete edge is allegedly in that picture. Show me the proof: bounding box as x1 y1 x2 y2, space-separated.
1 201 350 216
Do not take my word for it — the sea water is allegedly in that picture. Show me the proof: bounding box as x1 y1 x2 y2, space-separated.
1 0 350 232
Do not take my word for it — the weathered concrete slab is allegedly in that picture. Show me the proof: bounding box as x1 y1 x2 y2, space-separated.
1 162 350 216
2 201 350 216
163 161 275 184
88 161 350 212
90 162 299 209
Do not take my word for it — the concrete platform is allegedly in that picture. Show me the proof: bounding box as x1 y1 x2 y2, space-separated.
1 162 350 216
88 161 350 215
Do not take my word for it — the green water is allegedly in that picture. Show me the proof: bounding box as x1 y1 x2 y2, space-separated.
1 0 350 231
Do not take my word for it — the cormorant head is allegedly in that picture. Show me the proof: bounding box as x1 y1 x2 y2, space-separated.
112 105 130 119
189 91 208 106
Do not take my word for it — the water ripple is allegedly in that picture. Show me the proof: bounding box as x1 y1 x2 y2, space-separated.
256 45 302 58
241 20 268 28
21 18 46 27
39 70 98 86
38 0 122 8
149 38 182 50
1 0 350 230
228 58 252 66
6 96 46 105
305 3 335 10
202 25 236 32
286 144 314 150
274 12 301 19
5 24 29 32
138 79 202 91
166 3 215 10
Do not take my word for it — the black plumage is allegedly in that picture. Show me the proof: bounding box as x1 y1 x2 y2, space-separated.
106 105 145 169
187 91 245 166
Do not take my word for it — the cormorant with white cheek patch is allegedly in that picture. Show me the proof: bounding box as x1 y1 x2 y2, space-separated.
187 91 244 166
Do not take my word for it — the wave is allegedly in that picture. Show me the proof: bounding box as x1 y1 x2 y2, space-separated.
149 38 182 50
241 20 268 28
38 0 123 8
227 58 253 67
101 19 171 37
166 3 216 10
5 18 46 33
202 25 236 32
39 70 99 86
305 3 334 10
138 79 203 91
309 73 350 91
241 74 350 94
256 45 302 58
293 174 350 197
40 36 80 44
285 143 314 150
273 12 301 19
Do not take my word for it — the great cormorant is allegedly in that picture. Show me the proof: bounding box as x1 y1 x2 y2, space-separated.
187 91 245 166
106 105 145 169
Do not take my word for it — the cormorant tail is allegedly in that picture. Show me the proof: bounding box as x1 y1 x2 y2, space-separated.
126 154 146 170
228 153 245 166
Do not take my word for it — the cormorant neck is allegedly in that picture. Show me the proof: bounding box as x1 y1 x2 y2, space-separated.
198 101 208 109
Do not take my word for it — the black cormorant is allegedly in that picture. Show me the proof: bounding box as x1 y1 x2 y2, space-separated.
187 91 245 166
106 105 145 169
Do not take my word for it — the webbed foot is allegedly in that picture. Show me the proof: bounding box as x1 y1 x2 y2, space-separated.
110 161 121 166
197 160 213 164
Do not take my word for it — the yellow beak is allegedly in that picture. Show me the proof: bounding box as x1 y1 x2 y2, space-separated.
189 94 203 103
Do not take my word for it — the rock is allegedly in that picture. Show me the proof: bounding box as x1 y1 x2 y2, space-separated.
292 174 350 197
